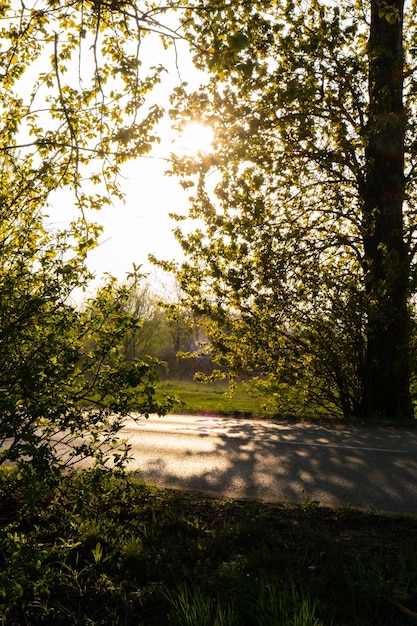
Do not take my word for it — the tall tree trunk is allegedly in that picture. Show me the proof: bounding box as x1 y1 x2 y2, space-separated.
361 0 413 419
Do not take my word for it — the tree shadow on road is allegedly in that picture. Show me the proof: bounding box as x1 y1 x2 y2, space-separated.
133 417 417 515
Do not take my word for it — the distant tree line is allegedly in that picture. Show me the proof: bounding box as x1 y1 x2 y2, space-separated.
109 276 217 381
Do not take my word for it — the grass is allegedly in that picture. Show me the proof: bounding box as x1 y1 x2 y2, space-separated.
1 468 417 625
158 379 417 426
157 379 281 418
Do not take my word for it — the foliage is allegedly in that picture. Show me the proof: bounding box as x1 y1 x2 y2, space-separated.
0 1 186 480
116 276 168 362
0 246 175 481
115 275 193 370
0 0 169 208
116 275 217 379
158 0 417 420
0 469 416 624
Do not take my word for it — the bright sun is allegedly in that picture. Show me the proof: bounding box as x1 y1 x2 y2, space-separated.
174 122 214 157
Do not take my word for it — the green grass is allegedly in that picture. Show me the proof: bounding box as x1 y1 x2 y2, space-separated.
1 468 417 625
157 379 278 418
158 379 417 426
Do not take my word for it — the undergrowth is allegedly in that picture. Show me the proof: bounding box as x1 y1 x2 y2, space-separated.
0 468 416 625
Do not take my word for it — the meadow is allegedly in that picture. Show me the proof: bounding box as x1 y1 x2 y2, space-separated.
157 379 276 418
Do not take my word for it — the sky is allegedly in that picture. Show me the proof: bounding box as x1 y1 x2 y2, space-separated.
76 146 191 293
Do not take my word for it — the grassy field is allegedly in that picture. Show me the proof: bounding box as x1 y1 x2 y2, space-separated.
157 379 417 425
157 379 280 418
1 469 416 625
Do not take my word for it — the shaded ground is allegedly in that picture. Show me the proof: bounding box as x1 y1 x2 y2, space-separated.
0 471 417 625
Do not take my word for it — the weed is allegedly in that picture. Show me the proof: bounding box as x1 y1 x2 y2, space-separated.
165 582 239 626
248 578 328 626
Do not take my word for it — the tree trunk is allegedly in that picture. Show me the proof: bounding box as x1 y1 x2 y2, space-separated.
361 0 413 420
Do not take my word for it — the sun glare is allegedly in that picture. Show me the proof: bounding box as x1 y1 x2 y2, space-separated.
174 122 214 157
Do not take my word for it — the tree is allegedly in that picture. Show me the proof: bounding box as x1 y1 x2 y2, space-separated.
362 0 410 417
114 274 167 362
117 274 212 380
163 0 417 420
0 1 182 480
0 204 175 480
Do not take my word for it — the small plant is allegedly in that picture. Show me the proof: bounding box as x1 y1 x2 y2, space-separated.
165 583 239 626
120 535 143 563
249 578 327 626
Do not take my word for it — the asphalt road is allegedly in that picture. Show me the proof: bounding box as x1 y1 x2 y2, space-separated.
122 414 417 515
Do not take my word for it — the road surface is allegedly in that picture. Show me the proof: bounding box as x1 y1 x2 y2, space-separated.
120 414 417 515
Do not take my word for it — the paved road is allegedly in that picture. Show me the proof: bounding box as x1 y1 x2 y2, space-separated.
121 414 417 515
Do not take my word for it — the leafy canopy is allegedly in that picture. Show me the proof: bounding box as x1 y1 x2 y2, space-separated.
160 0 417 418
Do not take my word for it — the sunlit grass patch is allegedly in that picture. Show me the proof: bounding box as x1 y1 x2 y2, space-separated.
157 379 274 417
